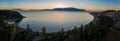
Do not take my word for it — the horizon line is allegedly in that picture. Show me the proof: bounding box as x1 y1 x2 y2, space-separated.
0 7 120 11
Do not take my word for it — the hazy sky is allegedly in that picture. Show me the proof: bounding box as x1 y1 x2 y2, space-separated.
0 0 119 10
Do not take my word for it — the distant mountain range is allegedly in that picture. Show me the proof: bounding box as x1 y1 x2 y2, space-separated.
12 7 86 11
41 7 85 11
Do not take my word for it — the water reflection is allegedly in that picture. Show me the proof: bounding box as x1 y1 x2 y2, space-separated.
7 18 23 25
18 11 94 32
15 18 23 24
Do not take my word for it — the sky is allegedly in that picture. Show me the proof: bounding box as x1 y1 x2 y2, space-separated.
0 0 120 11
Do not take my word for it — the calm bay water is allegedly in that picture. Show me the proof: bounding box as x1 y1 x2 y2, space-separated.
18 11 94 32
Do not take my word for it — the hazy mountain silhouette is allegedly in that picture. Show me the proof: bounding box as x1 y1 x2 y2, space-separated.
52 7 85 11
40 7 85 11
12 7 86 11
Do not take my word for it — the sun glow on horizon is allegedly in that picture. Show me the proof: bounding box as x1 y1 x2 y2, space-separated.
54 3 68 8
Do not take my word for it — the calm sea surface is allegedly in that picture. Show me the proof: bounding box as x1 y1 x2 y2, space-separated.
18 11 94 32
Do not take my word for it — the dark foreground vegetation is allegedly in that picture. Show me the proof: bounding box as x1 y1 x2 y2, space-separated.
39 13 114 41
0 10 119 41
0 10 25 20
